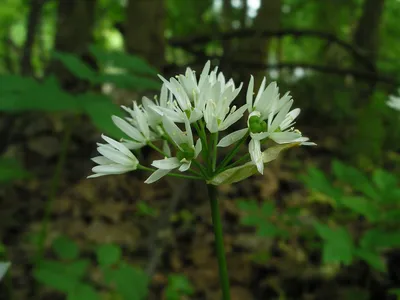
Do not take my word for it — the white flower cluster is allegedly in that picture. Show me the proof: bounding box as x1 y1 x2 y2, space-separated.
89 61 315 184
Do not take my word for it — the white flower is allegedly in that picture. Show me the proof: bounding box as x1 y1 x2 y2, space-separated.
387 94 400 111
203 78 245 133
145 117 202 183
88 135 139 178
112 101 159 150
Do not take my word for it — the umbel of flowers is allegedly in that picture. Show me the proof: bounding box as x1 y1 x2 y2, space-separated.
88 61 315 183
88 61 315 299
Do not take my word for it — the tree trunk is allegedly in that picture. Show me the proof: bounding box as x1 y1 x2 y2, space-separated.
235 0 282 85
20 0 46 76
48 0 98 92
352 0 386 70
125 0 166 71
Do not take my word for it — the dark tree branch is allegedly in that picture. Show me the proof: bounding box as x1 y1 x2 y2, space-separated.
20 0 47 76
168 29 376 71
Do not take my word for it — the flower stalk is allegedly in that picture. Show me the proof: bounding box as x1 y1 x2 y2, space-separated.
207 184 231 300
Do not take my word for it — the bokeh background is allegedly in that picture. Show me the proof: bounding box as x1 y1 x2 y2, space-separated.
0 0 400 299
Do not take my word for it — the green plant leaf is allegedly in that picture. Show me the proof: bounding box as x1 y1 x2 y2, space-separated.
354 248 386 272
96 244 122 267
372 169 398 191
52 236 79 260
300 166 342 199
136 201 157 217
209 143 300 185
314 222 354 265
0 76 81 112
67 283 100 300
332 160 379 200
165 274 194 300
0 158 31 183
53 51 97 81
360 229 400 250
339 196 379 222
90 45 159 75
95 73 161 90
79 93 128 139
33 259 90 292
105 263 148 300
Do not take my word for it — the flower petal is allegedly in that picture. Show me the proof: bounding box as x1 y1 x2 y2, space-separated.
151 157 181 170
217 128 248 147
145 169 171 184
112 116 144 142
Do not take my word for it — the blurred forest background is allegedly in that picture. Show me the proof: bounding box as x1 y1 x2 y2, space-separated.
0 0 400 299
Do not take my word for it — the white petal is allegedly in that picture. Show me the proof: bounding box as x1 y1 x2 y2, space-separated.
92 164 135 174
194 139 202 157
91 156 112 165
101 134 135 158
97 146 135 166
219 105 248 131
249 139 263 174
163 141 171 157
217 128 248 147
151 157 181 170
269 131 302 144
178 161 191 172
269 100 293 132
246 76 254 112
250 131 270 141
133 102 150 139
144 169 171 184
253 77 267 108
184 117 193 146
163 117 185 146
112 116 144 142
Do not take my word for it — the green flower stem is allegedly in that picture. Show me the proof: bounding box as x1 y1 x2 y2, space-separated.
148 142 169 157
138 165 203 180
193 121 208 161
35 121 73 263
211 132 218 172
216 132 249 173
191 160 209 179
207 184 231 300
219 153 250 172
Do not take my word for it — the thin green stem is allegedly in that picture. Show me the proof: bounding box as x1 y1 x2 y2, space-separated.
35 122 73 263
138 165 203 180
219 153 251 173
193 121 208 162
207 185 231 300
148 142 169 157
211 132 218 172
216 132 249 173
190 160 209 179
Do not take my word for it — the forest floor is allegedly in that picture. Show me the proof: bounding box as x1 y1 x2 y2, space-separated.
0 114 389 300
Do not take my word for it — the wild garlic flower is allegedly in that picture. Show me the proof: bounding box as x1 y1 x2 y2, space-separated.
144 117 202 184
88 134 139 178
89 61 314 184
387 94 400 111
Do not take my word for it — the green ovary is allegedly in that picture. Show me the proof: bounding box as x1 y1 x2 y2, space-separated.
249 115 267 133
177 143 195 161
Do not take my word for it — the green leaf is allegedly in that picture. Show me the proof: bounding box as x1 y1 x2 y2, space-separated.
354 248 386 272
332 160 379 200
95 73 161 90
0 76 81 112
314 222 354 265
372 169 398 191
339 196 379 222
105 263 148 300
53 51 97 81
300 166 342 199
33 259 90 292
360 229 400 250
165 274 194 300
52 236 79 260
209 143 300 185
79 93 128 139
136 201 157 217
67 283 99 300
0 158 31 183
96 244 122 267
90 45 159 76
